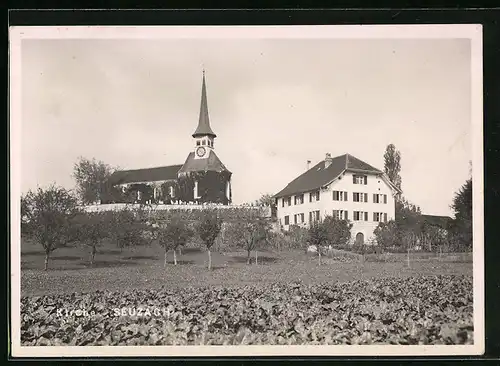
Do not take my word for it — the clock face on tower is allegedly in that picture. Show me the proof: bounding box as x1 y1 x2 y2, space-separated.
196 146 207 158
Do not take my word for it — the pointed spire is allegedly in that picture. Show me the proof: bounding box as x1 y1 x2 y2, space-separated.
192 70 216 138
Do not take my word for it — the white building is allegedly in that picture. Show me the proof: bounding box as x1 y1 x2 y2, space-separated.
274 153 402 245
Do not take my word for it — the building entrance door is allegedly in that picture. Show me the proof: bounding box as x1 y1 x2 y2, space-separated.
355 232 364 246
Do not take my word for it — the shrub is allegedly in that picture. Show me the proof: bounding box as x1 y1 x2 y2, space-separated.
373 220 399 249
280 225 309 251
322 216 353 248
108 207 150 252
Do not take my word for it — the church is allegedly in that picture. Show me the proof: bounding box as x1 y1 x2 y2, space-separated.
101 72 232 205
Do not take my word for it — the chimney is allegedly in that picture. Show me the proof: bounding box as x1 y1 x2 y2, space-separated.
325 153 333 168
306 160 311 171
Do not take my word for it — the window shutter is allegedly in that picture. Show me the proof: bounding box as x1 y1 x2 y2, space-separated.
373 212 376 221
345 191 348 201
373 193 377 203
345 211 348 220
364 176 367 185
384 213 387 222
364 212 368 221
353 175 356 184
364 193 368 202
384 194 387 204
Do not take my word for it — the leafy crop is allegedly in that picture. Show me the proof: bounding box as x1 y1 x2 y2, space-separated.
21 275 473 346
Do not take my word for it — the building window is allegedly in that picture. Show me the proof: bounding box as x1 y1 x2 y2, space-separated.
287 197 292 206
294 194 304 205
353 175 367 185
333 191 348 201
353 211 368 221
309 210 320 223
194 180 200 199
197 140 201 146
294 213 305 224
282 198 285 208
373 212 388 223
309 191 320 202
353 192 368 202
284 215 290 225
333 210 349 220
373 194 388 204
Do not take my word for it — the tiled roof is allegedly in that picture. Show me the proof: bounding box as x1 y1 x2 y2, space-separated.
422 214 453 229
193 72 216 138
178 150 231 175
108 164 183 185
274 153 383 198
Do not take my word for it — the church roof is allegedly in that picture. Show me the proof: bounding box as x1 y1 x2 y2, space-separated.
192 71 216 138
274 153 383 198
421 214 453 229
108 164 183 185
178 150 231 175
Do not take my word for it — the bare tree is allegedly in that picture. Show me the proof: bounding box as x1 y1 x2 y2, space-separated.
233 213 271 265
196 209 223 270
72 211 113 267
155 216 193 266
21 185 79 270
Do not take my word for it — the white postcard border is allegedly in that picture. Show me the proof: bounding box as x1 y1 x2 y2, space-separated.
9 24 484 357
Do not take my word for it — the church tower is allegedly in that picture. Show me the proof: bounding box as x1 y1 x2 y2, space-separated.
177 71 232 204
193 70 216 159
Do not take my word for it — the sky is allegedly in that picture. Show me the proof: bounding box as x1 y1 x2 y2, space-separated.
20 37 472 216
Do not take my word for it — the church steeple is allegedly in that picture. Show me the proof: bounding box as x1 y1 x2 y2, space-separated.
192 70 216 138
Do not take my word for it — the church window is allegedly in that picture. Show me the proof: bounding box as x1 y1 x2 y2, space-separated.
194 181 200 199
197 140 201 146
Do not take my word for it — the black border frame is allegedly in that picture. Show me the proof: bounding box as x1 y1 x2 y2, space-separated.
6 7 500 364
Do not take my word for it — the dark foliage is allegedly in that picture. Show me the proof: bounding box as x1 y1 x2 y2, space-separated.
21 275 473 346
